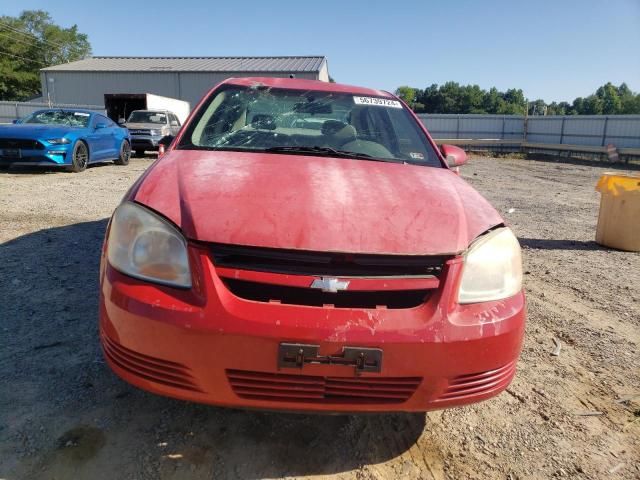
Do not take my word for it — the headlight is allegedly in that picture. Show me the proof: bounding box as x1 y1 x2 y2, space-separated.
46 138 71 144
150 129 161 136
458 227 522 304
107 202 191 288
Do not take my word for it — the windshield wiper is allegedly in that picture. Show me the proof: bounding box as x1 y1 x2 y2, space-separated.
264 146 404 163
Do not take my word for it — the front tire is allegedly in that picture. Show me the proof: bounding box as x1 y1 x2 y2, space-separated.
114 140 131 165
68 141 88 173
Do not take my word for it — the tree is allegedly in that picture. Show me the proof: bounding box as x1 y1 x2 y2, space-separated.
0 10 91 100
597 82 622 114
529 99 547 115
438 82 462 113
583 95 604 115
618 83 637 113
547 101 571 115
398 81 640 115
394 86 417 107
482 87 503 114
460 84 485 113
417 84 442 113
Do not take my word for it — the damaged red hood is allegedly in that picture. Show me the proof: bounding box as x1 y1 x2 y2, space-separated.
131 151 503 255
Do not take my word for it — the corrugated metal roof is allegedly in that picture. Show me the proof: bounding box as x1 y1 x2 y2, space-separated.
42 56 327 73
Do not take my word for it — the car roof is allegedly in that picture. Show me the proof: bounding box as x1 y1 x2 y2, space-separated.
131 110 170 113
219 77 395 98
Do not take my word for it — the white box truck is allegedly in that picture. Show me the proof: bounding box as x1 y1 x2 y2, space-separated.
104 94 191 156
104 93 191 124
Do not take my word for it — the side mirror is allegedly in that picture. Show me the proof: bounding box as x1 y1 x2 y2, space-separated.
440 144 468 168
117 118 126 126
95 122 107 130
12 119 19 124
170 120 179 127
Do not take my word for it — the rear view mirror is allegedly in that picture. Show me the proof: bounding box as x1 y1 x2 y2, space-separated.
12 119 19 124
440 144 468 168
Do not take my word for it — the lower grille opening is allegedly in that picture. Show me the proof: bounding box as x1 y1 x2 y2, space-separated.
0 138 44 149
101 333 203 392
436 361 516 401
227 369 422 404
222 278 430 309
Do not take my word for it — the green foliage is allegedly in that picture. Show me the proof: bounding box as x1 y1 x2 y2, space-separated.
402 81 640 115
394 86 417 105
0 10 91 100
413 82 526 114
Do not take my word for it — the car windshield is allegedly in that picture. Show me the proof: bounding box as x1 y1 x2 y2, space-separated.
22 110 91 128
128 111 168 124
178 85 441 166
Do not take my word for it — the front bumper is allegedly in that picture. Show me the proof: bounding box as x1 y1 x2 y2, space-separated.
130 135 163 151
0 146 71 166
99 243 526 413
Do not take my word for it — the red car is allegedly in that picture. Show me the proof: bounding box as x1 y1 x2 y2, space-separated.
100 77 525 412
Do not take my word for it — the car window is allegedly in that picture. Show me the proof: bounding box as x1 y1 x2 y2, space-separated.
127 111 168 124
171 114 180 126
22 110 91 128
95 114 114 127
178 86 441 167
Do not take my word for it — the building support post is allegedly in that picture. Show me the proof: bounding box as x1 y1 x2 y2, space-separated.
601 117 609 147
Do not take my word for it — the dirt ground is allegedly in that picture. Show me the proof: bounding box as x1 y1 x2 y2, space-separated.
0 155 638 480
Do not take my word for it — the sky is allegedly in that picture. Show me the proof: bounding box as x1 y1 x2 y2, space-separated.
1 0 639 103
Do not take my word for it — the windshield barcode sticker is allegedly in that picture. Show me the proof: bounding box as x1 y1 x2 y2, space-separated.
353 96 402 108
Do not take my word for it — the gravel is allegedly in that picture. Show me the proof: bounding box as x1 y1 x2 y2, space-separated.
0 155 638 479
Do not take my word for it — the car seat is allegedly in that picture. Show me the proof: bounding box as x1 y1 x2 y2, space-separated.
321 120 357 148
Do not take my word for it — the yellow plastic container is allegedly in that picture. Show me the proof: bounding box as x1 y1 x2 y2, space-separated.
595 172 640 251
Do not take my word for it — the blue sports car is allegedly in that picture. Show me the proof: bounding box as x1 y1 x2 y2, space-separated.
0 109 131 172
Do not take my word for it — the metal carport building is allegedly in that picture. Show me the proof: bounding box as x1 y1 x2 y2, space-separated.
40 56 330 107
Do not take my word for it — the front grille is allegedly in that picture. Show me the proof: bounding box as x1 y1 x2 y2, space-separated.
101 332 203 392
128 129 151 135
0 138 43 149
213 244 446 309
211 244 447 277
227 369 421 404
223 278 430 309
436 362 516 402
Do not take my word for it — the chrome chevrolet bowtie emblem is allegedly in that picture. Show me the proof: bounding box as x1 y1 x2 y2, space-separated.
310 277 350 293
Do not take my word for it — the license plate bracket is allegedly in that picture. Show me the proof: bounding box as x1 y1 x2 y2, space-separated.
278 343 382 373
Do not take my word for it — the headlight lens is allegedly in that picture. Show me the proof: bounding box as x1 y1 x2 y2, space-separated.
46 138 71 144
107 202 191 288
150 129 161 136
458 227 522 304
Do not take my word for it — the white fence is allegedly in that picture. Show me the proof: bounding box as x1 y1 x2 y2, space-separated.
418 114 640 149
0 101 105 124
419 114 525 141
